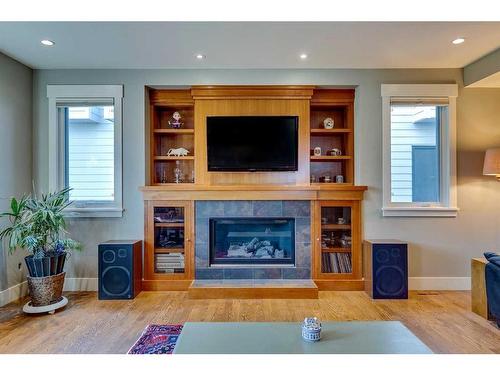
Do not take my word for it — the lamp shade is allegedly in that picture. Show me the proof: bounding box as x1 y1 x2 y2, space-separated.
483 148 500 177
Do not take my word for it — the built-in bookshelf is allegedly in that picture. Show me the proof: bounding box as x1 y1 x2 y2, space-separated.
309 89 354 185
149 90 195 185
143 86 366 293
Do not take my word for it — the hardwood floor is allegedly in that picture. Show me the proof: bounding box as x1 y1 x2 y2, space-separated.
0 290 499 354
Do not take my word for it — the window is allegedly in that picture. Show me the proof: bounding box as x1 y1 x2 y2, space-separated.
381 84 458 217
47 85 123 217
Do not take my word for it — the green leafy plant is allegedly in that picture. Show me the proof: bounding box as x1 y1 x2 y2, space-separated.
0 187 81 259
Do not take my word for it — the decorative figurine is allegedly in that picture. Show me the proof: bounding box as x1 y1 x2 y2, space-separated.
160 169 168 183
323 117 335 129
328 148 342 156
302 317 322 342
340 234 352 247
310 174 317 183
167 147 190 157
324 175 332 183
335 175 344 183
313 147 322 156
174 160 182 184
337 217 346 225
168 111 183 129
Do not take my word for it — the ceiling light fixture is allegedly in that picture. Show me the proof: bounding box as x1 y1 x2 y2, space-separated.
300 53 308 60
196 54 205 60
41 39 55 46
452 37 465 45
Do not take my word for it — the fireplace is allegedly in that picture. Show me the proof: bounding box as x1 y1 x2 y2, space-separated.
209 218 295 266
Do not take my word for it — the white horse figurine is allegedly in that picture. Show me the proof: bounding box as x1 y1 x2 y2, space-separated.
167 147 190 157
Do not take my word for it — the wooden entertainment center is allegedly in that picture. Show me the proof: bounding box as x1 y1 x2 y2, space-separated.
141 86 367 296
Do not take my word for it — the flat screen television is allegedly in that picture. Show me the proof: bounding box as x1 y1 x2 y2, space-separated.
207 116 298 172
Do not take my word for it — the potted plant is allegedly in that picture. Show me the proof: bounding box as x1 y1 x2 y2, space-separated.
0 187 81 310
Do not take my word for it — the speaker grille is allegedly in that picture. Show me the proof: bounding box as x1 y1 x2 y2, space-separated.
375 266 405 296
102 266 131 296
102 249 116 263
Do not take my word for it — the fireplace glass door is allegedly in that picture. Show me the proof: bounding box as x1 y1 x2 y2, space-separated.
210 218 295 265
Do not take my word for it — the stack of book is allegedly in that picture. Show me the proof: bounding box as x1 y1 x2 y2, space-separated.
322 252 352 273
155 253 185 273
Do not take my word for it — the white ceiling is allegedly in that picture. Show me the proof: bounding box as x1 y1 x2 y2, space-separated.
0 22 499 69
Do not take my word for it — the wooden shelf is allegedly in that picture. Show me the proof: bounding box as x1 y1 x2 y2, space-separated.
153 129 195 134
309 183 354 188
154 156 195 161
310 156 351 161
322 247 351 253
321 224 351 230
310 129 352 135
155 248 185 254
154 222 184 228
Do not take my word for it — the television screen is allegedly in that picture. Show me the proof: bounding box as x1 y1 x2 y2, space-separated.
207 116 298 172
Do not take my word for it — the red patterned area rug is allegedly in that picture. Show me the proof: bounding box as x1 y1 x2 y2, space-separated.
128 324 183 354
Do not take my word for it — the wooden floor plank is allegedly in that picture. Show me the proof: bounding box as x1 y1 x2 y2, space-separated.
0 291 498 354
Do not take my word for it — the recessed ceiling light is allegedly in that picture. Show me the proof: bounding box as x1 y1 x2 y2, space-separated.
41 39 55 46
195 54 205 60
300 53 308 60
452 37 465 45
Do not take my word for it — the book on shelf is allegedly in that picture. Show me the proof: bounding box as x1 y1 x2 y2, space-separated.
156 261 185 266
156 254 184 258
156 259 184 263
156 254 185 260
322 252 352 273
156 260 185 265
156 262 185 267
156 253 184 258
155 268 185 273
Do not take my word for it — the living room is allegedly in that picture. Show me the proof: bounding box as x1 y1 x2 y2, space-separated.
0 1 499 373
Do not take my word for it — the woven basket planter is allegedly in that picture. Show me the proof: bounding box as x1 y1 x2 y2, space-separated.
26 272 66 307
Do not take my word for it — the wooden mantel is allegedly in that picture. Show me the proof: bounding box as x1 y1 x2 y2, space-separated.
140 184 367 201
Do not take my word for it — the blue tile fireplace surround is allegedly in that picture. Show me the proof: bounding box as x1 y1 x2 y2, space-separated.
195 201 311 280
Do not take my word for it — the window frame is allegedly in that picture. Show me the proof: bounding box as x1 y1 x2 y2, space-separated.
381 84 459 217
47 85 124 218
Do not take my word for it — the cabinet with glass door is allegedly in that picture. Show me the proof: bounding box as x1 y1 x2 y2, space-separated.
144 200 194 283
313 200 362 283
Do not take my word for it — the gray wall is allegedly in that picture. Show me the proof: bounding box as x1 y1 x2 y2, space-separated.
464 47 500 86
0 53 32 291
32 68 500 281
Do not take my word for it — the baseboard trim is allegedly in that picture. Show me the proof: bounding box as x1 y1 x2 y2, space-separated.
63 278 98 292
0 278 98 307
409 277 471 290
0 281 28 307
0 276 472 306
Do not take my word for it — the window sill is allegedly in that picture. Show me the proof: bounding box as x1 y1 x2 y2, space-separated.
63 208 124 218
382 206 459 217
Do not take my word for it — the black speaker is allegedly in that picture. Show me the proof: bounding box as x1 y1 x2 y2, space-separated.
98 240 142 300
363 240 408 299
